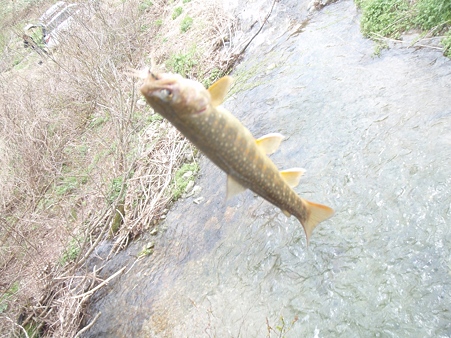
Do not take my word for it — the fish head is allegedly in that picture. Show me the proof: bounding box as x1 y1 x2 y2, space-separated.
140 71 210 117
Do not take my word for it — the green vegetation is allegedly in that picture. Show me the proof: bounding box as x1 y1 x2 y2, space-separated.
23 321 41 338
108 176 125 204
356 0 451 57
138 0 153 12
171 162 199 200
166 48 198 77
54 175 87 195
172 6 183 20
180 16 193 32
203 68 225 88
60 237 82 266
138 241 154 257
358 0 410 38
0 282 19 314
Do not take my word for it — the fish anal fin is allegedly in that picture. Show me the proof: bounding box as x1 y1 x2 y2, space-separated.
298 199 334 246
226 175 247 200
280 168 306 188
255 133 285 155
208 76 233 107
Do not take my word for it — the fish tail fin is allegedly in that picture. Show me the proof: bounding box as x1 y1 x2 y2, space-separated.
298 199 334 246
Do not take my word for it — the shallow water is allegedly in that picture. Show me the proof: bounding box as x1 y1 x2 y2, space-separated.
83 0 451 336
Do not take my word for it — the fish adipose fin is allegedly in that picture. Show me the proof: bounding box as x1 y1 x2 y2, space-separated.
226 175 247 200
280 168 305 188
208 76 234 107
255 133 284 155
299 199 334 245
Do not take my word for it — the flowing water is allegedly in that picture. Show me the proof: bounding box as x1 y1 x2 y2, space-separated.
83 0 451 336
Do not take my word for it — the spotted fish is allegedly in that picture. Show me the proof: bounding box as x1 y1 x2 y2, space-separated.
140 72 334 243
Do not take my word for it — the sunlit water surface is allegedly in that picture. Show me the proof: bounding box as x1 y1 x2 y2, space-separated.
83 0 451 336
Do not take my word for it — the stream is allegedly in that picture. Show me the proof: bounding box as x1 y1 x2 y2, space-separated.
83 0 451 336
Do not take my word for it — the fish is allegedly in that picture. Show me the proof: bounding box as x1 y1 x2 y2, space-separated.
140 71 334 243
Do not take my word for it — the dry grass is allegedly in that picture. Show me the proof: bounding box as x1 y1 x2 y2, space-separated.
0 0 237 336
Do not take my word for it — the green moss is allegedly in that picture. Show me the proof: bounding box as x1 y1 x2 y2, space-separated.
110 203 125 235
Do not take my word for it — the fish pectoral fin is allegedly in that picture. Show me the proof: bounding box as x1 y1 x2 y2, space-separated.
299 199 334 246
208 76 234 107
226 175 247 200
255 133 285 155
280 168 306 188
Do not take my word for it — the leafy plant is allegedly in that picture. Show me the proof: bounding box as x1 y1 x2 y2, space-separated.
172 6 183 20
357 0 451 58
414 0 451 30
166 48 198 77
180 16 193 32
60 237 82 265
138 0 153 12
359 0 410 38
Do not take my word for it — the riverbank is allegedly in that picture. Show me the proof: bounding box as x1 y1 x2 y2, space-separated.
1 0 450 336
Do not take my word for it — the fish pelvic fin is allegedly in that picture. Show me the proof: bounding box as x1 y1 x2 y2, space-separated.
208 76 234 107
282 209 291 217
280 168 306 188
255 133 285 155
226 175 247 200
299 199 334 246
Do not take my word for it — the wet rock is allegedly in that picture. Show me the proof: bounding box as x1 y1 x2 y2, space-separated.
182 171 193 179
192 185 202 196
184 180 195 193
193 196 204 204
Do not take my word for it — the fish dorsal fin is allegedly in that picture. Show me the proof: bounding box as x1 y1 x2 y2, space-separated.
280 168 306 188
255 133 285 155
208 76 233 107
226 175 247 200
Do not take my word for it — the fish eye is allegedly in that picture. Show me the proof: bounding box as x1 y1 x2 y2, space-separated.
157 89 172 102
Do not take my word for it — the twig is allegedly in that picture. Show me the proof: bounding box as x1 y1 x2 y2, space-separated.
70 266 126 299
237 0 279 55
73 312 101 338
